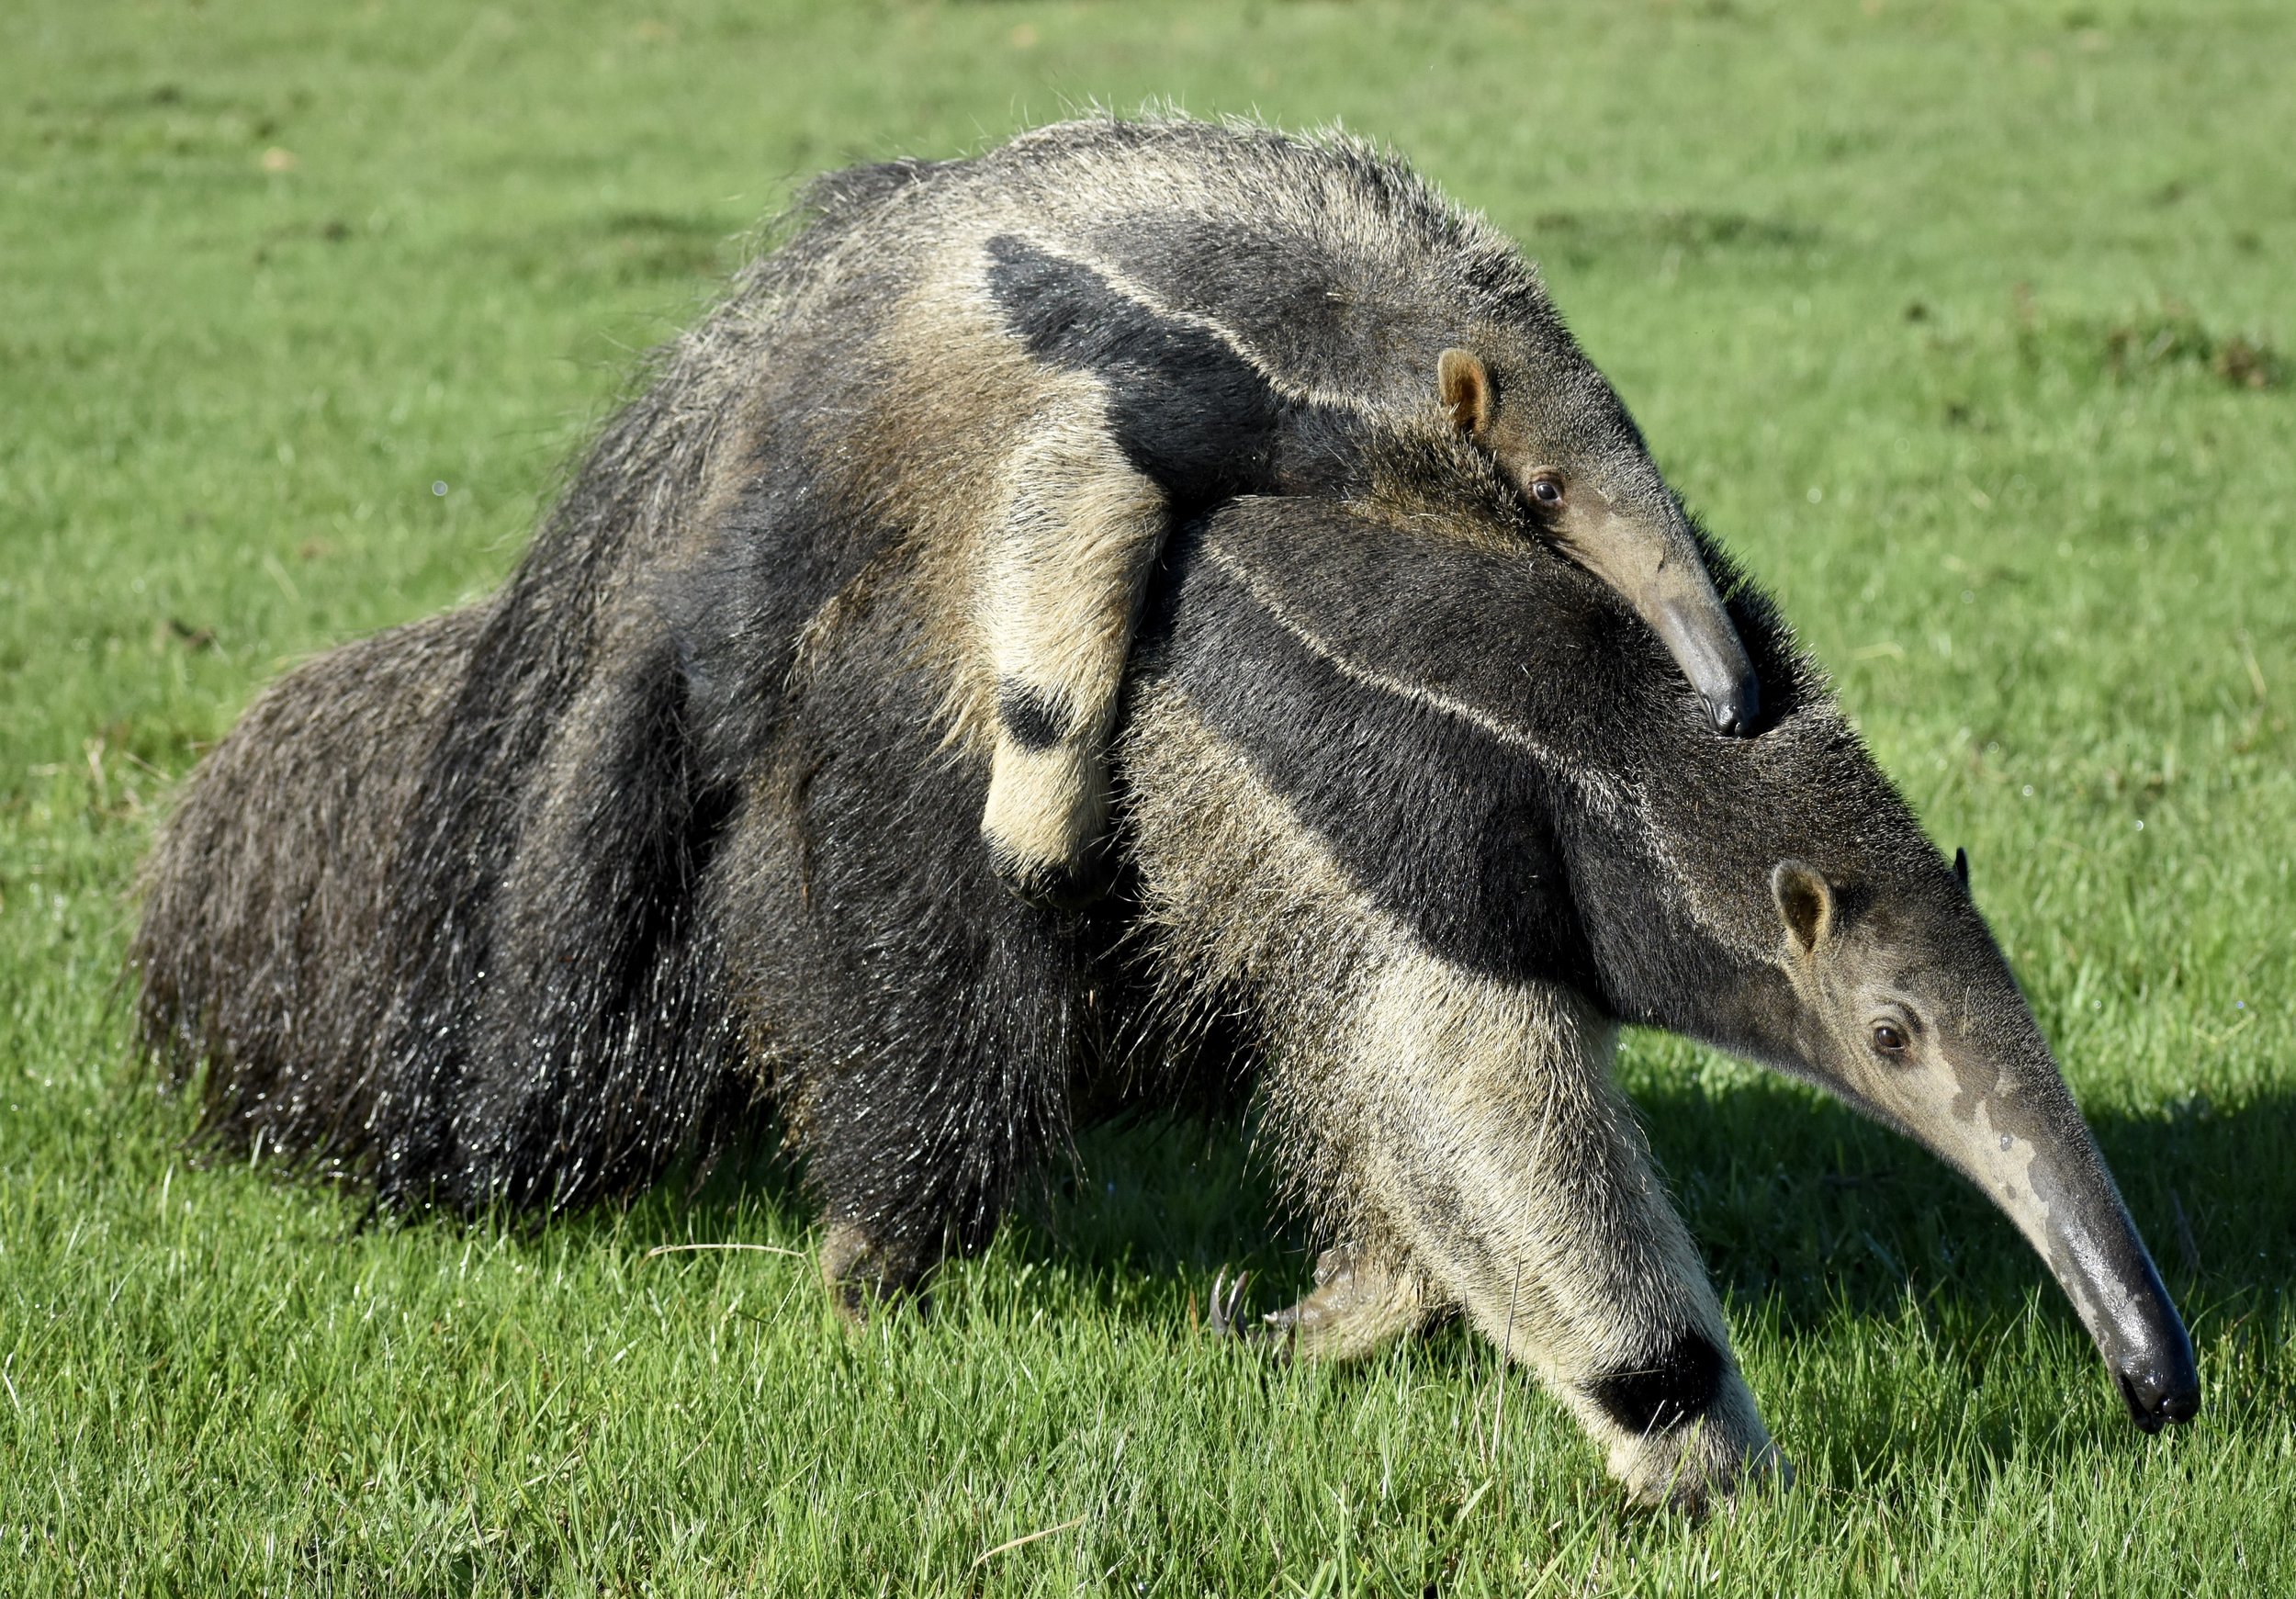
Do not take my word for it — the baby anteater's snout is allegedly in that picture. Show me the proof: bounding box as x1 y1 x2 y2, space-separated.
1650 594 1760 738
1704 681 1758 738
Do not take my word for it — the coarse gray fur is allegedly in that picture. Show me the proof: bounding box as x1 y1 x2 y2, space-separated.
133 122 2194 1510
770 115 1758 908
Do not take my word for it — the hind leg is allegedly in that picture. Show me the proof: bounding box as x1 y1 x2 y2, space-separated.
818 1219 942 1323
721 617 1097 1323
978 415 1166 909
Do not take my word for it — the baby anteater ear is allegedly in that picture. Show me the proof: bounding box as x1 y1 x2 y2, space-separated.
1953 847 1970 892
1437 347 1495 438
1771 861 1835 955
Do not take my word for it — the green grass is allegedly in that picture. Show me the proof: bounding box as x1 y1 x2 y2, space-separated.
5 0 2293 1591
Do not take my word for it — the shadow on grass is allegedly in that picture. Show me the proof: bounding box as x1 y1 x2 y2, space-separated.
1642 1073 2296 1336
588 1108 1311 1302
990 1075 2296 1481
163 1042 2282 1482
613 1065 2296 1351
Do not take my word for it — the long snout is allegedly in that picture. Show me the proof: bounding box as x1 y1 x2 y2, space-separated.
1937 1093 2200 1432
1559 506 1760 736
1650 591 1760 737
2029 1166 2200 1432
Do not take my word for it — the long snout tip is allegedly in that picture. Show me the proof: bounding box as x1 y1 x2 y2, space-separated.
2116 1360 2201 1434
1702 675 1760 738
1650 597 1761 738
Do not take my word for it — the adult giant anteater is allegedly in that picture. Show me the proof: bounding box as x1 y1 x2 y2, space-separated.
138 378 2196 1505
753 116 1761 910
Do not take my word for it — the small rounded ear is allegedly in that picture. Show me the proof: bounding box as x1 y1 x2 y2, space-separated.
1436 347 1495 438
1953 847 1970 892
1771 860 1834 954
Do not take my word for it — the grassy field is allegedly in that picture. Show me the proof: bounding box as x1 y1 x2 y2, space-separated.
5 0 2293 1592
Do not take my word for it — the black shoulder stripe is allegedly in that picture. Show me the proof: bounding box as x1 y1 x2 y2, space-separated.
1087 213 1463 402
1149 528 1595 992
984 234 1293 515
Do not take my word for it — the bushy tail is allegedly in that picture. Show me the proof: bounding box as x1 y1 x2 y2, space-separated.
134 611 489 1177
132 602 753 1210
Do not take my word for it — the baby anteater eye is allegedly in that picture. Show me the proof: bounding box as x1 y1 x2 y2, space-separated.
1528 472 1566 509
1870 1019 1910 1056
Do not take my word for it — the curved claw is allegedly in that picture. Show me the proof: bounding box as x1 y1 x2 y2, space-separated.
1206 1269 1252 1340
1249 1244 1434 1363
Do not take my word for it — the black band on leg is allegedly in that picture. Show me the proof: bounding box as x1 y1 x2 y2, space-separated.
996 680 1074 752
1585 1329 1726 1434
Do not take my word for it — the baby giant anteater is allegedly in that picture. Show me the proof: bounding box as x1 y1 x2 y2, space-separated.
771 116 1760 909
137 324 2196 1504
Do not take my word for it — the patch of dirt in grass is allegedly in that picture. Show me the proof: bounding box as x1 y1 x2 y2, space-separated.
499 210 743 289
1525 207 1823 272
2019 295 2284 390
2102 311 2281 389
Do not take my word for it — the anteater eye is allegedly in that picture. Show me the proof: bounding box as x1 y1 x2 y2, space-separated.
1871 1021 1909 1056
1528 473 1566 509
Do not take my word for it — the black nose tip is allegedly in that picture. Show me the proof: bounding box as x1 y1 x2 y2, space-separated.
2117 1364 2201 1433
1704 680 1759 738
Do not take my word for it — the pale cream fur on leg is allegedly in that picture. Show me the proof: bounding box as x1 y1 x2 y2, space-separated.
978 404 1166 892
1329 958 1782 1508
1121 692 1784 1510
1262 1243 1444 1361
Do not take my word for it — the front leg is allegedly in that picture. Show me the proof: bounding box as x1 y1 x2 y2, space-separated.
977 415 1168 909
1256 1243 1443 1361
1282 958 1785 1511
